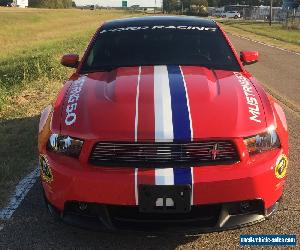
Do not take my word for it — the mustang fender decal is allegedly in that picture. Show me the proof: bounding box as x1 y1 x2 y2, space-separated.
234 72 261 123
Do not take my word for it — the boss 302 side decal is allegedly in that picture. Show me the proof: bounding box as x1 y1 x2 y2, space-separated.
65 76 86 126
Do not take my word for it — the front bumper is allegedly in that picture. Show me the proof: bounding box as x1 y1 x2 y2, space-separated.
41 148 286 232
44 194 280 233
42 149 286 210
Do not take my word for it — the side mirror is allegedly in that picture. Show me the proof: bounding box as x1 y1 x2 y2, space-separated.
240 51 259 65
61 54 79 68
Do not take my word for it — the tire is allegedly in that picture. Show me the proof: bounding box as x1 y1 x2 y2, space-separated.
234 15 238 19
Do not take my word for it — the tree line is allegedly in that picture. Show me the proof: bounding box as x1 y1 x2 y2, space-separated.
29 0 73 8
207 0 283 7
0 0 73 8
163 0 285 13
163 0 208 14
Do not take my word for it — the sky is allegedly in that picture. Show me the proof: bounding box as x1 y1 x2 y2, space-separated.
74 0 162 7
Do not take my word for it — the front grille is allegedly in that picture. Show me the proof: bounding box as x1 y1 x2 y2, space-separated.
89 141 239 167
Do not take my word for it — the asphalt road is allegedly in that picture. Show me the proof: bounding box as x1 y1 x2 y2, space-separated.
229 35 300 112
0 35 299 249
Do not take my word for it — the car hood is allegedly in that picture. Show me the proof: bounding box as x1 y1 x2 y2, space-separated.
56 65 268 141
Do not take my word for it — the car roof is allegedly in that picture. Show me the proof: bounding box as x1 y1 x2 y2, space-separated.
102 16 217 29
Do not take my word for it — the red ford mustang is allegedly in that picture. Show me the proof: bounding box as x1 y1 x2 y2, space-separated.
38 16 288 232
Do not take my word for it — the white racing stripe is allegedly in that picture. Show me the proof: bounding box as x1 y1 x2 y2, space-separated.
154 65 174 185
134 67 142 205
190 166 194 205
134 168 139 205
134 66 142 142
154 65 174 142
180 66 193 141
180 66 194 204
155 168 174 185
0 168 39 221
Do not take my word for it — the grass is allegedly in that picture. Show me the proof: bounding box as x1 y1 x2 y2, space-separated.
0 7 141 208
219 20 300 53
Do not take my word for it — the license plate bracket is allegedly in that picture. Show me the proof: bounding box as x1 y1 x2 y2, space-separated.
138 185 191 213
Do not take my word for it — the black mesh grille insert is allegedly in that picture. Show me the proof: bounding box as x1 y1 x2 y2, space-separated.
89 141 239 167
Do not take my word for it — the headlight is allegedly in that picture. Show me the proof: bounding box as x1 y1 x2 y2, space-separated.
46 134 83 158
244 127 280 156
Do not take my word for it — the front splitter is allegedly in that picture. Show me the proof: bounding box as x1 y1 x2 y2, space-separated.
43 193 280 235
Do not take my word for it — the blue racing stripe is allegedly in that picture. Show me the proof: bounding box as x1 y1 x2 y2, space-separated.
167 65 192 185
173 167 192 184
167 65 191 141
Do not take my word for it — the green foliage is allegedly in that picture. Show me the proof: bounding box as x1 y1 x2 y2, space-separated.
209 0 283 7
0 33 87 206
0 34 87 106
0 0 10 6
223 20 300 45
0 9 136 208
0 9 135 109
29 0 73 8
163 0 178 13
292 0 300 9
191 0 208 6
163 0 208 13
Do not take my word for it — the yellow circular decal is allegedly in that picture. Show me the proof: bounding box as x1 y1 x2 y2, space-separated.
275 154 288 179
39 154 53 183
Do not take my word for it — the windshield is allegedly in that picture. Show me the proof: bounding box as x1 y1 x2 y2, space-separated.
80 25 241 72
